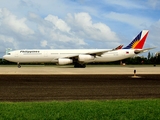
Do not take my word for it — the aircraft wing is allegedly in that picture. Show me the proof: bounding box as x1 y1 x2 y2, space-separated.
58 49 112 59
86 45 123 56
134 47 156 54
87 49 114 57
62 45 124 59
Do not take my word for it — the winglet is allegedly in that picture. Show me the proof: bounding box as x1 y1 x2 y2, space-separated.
113 45 123 50
123 30 149 49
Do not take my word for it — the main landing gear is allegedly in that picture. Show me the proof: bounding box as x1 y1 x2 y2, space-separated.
17 62 21 68
74 63 86 68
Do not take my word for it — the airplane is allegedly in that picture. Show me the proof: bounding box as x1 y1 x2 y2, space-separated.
3 30 154 68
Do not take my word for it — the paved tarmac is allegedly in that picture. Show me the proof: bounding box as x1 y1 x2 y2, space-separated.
0 65 160 102
0 65 160 74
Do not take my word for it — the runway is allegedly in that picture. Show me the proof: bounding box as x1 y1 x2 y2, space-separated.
0 74 160 102
0 65 160 74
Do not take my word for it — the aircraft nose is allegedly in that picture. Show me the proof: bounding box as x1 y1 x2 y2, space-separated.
3 55 8 60
3 55 6 59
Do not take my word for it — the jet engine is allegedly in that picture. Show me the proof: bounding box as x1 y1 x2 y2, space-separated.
58 58 73 65
78 55 95 62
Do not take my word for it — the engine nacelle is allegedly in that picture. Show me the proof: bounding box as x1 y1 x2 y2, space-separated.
78 55 94 62
58 58 73 65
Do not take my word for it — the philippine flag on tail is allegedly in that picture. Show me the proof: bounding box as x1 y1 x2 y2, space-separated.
123 30 149 49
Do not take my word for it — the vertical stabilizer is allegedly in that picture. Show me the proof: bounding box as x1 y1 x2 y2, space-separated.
123 30 149 49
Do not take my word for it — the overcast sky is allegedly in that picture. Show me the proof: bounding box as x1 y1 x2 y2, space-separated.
0 0 160 57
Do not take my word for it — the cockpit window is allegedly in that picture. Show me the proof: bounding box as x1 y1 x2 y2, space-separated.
7 53 11 55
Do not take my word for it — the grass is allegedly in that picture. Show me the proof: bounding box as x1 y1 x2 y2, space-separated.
0 99 160 120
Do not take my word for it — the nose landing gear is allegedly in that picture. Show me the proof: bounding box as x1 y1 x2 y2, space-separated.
17 63 21 68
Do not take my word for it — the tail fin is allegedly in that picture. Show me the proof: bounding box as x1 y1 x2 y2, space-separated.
123 30 149 49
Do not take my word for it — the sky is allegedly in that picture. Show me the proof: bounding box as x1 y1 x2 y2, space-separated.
0 0 160 57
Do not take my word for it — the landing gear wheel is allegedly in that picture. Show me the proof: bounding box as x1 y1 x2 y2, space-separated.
82 64 86 68
17 63 21 68
74 63 86 68
18 65 21 68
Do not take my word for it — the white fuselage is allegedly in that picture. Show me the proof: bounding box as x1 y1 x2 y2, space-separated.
3 49 137 64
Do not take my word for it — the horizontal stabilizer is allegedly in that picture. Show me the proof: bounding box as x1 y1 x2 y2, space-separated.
134 47 156 54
